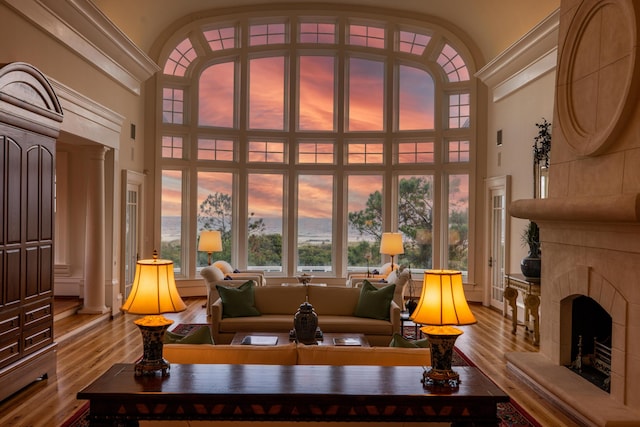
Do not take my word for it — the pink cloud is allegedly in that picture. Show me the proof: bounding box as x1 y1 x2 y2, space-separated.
248 174 284 217
297 175 333 218
199 62 235 127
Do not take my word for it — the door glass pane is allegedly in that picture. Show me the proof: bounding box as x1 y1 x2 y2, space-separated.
161 170 183 273
297 174 333 273
197 171 233 267
398 175 433 269
348 57 384 131
448 174 469 275
125 187 138 299
248 173 283 272
299 55 335 131
249 56 285 130
491 193 505 303
347 175 383 271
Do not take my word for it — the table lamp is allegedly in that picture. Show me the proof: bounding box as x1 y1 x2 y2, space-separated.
410 269 476 387
121 251 186 376
198 230 222 265
380 232 404 271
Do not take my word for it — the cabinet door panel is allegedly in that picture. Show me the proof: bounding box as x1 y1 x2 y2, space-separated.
25 246 38 298
40 245 52 294
5 249 22 305
26 146 40 242
40 147 54 241
6 138 22 245
0 137 4 245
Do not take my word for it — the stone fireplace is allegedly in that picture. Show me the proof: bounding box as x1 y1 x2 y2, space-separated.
568 295 612 392
507 0 640 425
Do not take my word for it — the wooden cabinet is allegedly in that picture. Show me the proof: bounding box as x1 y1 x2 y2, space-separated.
0 62 62 401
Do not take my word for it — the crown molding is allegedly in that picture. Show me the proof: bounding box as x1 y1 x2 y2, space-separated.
5 0 159 95
475 8 559 101
50 76 124 149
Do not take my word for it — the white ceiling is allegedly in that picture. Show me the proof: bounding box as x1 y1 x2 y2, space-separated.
92 0 560 66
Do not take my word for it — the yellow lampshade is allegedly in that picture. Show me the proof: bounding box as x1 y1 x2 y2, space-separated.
198 230 222 253
410 269 476 326
121 255 186 315
379 232 404 256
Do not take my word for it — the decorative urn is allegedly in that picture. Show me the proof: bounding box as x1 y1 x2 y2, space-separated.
293 301 318 344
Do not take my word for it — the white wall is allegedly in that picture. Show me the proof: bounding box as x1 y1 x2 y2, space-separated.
479 10 559 279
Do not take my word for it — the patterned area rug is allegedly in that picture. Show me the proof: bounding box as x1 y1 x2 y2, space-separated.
64 325 540 427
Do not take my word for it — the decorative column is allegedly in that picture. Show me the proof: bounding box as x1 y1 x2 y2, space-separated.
79 145 109 314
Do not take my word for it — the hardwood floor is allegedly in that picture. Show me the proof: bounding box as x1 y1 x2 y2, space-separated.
0 297 579 426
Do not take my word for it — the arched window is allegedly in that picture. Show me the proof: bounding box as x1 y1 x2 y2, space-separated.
157 7 475 280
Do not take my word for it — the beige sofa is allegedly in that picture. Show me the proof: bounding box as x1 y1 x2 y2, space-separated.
211 284 400 346
164 342 430 366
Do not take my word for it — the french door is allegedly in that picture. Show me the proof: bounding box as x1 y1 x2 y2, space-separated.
123 171 144 299
485 176 510 311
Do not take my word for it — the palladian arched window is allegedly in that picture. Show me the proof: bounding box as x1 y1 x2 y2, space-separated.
157 7 475 281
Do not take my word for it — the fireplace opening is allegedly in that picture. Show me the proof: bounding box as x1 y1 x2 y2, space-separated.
566 296 612 392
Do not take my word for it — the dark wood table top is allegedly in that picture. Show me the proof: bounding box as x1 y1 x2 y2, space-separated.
78 363 509 425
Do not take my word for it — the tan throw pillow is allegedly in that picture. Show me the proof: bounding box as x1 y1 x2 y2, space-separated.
213 260 234 274
379 262 393 276
201 265 225 283
386 270 398 284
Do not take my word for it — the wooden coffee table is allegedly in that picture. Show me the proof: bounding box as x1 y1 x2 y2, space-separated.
78 363 509 426
231 331 370 347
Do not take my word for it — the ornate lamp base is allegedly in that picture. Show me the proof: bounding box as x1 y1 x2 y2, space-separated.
133 315 174 377
420 325 464 388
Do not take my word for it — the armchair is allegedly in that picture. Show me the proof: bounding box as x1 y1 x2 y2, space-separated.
353 265 412 308
213 260 266 286
346 262 393 287
200 265 264 315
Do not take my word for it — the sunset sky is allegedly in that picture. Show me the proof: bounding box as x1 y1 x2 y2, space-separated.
162 50 459 228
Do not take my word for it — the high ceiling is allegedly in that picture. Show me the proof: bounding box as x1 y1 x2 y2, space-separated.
92 0 560 66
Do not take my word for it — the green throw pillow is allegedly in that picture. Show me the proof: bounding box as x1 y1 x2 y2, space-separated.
163 325 214 344
216 280 261 318
354 280 395 321
389 332 429 348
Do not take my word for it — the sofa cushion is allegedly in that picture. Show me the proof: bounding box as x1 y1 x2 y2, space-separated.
201 265 225 283
379 262 393 276
254 286 307 314
354 280 395 321
296 345 430 366
386 269 397 284
164 343 298 365
163 325 214 344
219 314 294 333
318 315 394 335
389 332 429 348
213 260 234 274
307 286 360 315
217 281 261 318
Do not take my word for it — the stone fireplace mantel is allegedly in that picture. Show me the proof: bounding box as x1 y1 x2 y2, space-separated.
510 194 640 223
507 195 640 425
504 0 640 424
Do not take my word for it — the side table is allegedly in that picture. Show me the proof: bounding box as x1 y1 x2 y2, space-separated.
400 312 422 339
504 274 540 346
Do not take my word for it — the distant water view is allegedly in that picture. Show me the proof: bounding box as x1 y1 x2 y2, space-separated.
161 216 374 243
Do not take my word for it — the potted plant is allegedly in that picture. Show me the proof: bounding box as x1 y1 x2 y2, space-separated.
520 221 541 280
